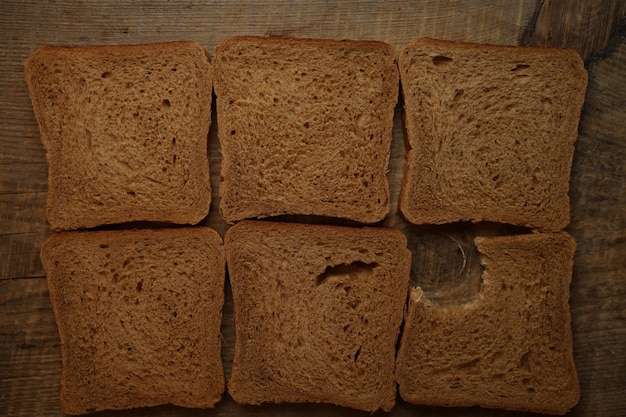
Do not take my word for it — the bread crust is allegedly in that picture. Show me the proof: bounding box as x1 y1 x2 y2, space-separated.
216 35 396 55
403 37 587 56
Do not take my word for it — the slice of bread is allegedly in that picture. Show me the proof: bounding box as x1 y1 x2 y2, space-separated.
225 220 411 412
25 42 213 231
40 227 225 414
398 38 587 231
395 232 579 415
213 36 398 224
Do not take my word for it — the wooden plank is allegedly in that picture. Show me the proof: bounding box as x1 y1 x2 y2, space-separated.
0 279 60 378
523 0 626 60
0 45 44 165
1 1 537 53
565 38 626 417
0 192 48 235
0 278 62 417
0 162 48 194
0 232 48 279
0 192 49 279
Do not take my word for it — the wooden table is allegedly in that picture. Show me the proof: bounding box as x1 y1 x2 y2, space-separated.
1 2 625 416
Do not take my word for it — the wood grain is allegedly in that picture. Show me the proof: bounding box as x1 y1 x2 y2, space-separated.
567 39 626 417
523 0 626 60
1 1 625 416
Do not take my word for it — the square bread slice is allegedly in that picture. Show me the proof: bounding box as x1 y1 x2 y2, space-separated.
398 38 588 232
395 232 579 415
225 220 411 412
40 227 225 414
25 42 213 231
213 36 398 224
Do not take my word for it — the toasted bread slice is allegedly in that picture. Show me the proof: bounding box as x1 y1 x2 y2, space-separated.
225 220 411 412
396 232 579 415
398 38 587 231
214 36 398 224
25 42 213 231
41 227 225 414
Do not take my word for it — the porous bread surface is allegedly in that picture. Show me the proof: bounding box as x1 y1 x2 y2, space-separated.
41 227 225 414
395 232 579 415
398 38 588 231
214 36 398 224
25 42 212 231
225 220 411 412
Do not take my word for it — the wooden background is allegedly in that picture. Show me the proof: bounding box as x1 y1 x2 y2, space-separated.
1 1 625 416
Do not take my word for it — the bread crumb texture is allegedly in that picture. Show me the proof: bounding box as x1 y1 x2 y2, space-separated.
40 227 225 414
25 42 213 231
398 39 588 231
214 36 398 223
396 231 579 415
225 220 411 412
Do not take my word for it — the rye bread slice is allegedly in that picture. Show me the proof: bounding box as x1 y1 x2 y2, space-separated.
25 42 213 231
225 220 411 412
395 231 579 415
398 38 587 231
41 227 225 414
214 36 398 224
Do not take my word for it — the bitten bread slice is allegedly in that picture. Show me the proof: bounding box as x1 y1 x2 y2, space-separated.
41 227 225 414
25 42 213 231
395 232 579 415
214 36 398 224
225 220 411 412
398 38 587 231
